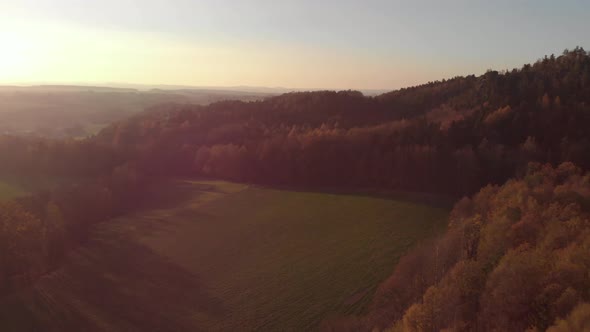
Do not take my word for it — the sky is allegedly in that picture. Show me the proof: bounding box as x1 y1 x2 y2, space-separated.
0 0 589 90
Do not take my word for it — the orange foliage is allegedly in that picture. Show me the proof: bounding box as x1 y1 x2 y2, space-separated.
344 163 590 331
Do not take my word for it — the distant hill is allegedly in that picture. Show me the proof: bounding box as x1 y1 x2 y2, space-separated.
0 85 274 138
0 85 137 93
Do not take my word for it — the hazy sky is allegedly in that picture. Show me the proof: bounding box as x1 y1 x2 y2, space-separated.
1 0 589 90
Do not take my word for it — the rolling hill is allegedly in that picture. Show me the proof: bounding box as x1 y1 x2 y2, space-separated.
0 179 447 331
0 86 273 138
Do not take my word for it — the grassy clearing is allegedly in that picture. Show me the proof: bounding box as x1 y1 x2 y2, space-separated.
0 180 26 200
1 179 448 331
0 175 75 201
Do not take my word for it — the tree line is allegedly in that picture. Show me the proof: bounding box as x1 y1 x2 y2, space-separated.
0 136 146 295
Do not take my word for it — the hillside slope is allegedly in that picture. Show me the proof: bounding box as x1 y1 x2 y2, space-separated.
0 180 447 331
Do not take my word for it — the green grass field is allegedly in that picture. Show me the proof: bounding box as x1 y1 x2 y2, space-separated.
0 175 76 201
1 180 448 331
0 180 26 200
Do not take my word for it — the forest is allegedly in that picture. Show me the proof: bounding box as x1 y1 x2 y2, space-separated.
93 47 590 196
1 48 590 331
324 162 590 331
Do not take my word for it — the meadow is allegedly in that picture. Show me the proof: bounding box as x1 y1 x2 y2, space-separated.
0 180 26 200
1 180 448 331
0 175 74 200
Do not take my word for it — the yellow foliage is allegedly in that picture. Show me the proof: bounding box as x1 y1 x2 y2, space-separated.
484 105 512 125
547 303 590 332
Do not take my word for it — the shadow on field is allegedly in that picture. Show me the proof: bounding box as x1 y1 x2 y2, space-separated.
139 180 208 210
9 226 225 332
253 183 457 209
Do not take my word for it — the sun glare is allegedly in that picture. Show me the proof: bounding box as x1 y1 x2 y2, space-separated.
0 29 38 81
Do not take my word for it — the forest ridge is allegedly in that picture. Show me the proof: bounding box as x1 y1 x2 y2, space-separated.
94 47 590 195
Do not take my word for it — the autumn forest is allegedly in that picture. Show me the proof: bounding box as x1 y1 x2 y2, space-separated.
2 48 590 331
